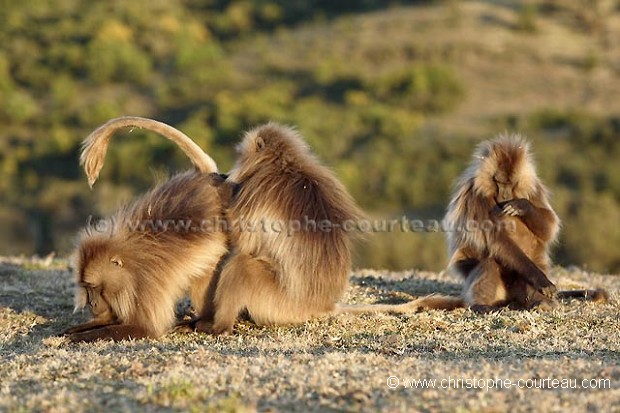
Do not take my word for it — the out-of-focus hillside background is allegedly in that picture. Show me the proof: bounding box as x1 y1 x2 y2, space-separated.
1 0 619 273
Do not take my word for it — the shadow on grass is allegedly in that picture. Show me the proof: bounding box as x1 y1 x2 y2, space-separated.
0 263 85 355
349 273 462 304
120 335 620 363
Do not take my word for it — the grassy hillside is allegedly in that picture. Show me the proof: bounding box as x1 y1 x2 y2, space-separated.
229 1 620 133
0 258 618 411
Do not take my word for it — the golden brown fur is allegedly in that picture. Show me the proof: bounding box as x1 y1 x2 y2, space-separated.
433 134 607 311
66 172 228 342
81 116 218 186
65 117 227 341
191 123 368 334
329 134 607 315
76 118 395 337
446 134 557 307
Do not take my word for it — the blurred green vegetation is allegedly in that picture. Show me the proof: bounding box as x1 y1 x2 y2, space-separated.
0 0 619 273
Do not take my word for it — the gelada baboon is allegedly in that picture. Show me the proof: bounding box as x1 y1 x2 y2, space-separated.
65 117 227 342
345 135 609 314
80 119 457 335
441 134 608 312
189 123 371 334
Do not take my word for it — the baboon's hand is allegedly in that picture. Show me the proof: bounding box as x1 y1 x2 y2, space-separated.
207 172 227 186
173 318 198 333
499 198 532 217
491 204 505 216
527 268 556 298
539 282 557 299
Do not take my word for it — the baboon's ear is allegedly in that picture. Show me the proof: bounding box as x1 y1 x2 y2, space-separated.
110 256 123 267
255 136 265 151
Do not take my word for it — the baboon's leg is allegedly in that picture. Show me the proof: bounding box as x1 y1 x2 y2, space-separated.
67 324 152 342
489 231 556 297
195 252 297 335
189 272 217 316
453 258 479 279
174 249 230 333
464 258 509 312
171 273 216 333
175 270 222 333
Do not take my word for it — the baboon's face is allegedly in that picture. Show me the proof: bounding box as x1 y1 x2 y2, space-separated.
480 139 536 204
493 171 515 203
74 255 126 317
490 163 534 203
78 284 109 317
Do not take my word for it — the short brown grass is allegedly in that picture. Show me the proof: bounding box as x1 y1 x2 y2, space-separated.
0 257 618 412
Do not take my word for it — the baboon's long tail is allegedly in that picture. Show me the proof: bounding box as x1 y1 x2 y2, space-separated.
80 116 218 187
336 294 466 314
556 289 609 303
338 289 609 316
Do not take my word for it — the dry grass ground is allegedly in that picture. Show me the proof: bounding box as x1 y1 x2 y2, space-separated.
0 257 618 412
